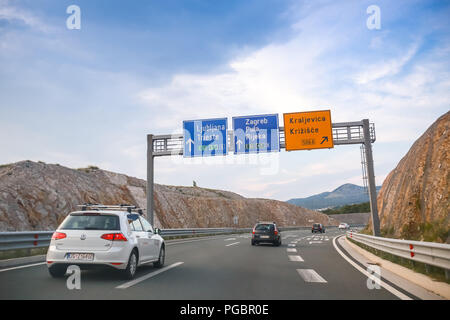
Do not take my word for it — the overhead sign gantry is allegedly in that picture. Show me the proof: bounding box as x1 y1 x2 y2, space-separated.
147 110 381 236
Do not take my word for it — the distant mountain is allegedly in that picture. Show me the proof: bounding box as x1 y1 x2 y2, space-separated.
287 184 381 210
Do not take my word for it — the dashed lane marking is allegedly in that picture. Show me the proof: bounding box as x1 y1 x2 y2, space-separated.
288 255 304 262
116 262 184 289
287 248 297 253
296 269 327 283
224 238 236 241
226 242 240 247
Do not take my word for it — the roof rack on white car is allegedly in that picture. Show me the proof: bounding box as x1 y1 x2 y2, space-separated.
77 203 145 215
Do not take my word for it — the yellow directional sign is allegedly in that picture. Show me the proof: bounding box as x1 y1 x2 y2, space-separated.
283 110 334 151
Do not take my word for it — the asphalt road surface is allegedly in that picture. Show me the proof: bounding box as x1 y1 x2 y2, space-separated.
0 229 419 300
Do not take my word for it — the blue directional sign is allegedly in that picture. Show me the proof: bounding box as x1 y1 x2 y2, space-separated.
183 118 228 157
232 114 280 154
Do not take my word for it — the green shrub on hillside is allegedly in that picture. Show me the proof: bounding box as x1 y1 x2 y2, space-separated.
322 202 370 215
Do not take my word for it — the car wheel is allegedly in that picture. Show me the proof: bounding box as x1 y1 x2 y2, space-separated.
48 264 67 278
153 245 165 268
123 250 138 280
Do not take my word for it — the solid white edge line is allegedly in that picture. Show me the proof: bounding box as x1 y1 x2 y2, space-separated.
332 235 412 300
116 262 184 289
0 262 46 273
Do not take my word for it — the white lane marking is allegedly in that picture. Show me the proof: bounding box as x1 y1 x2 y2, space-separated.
116 262 184 289
288 244 296 247
332 236 412 300
297 269 327 283
166 234 241 246
287 248 297 253
289 255 304 262
309 241 323 244
224 238 236 241
0 262 46 273
226 242 240 247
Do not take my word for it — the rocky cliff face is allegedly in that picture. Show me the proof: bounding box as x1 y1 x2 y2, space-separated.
0 161 336 231
376 111 449 243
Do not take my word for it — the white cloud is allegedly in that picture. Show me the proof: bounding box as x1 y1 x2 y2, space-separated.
355 42 420 84
0 1 54 33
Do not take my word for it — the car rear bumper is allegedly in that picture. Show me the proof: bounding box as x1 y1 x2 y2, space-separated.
46 245 129 270
252 235 278 242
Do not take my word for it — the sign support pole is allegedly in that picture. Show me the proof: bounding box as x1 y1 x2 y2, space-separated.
362 119 380 236
147 134 155 226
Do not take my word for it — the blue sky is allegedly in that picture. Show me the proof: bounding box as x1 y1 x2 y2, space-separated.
0 0 449 201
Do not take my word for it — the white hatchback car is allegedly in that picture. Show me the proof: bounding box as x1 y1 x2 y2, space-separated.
46 204 165 279
338 223 350 230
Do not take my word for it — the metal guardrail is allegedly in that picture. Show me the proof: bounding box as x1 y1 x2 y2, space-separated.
0 226 314 252
346 231 450 271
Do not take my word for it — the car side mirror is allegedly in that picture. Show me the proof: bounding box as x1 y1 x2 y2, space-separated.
154 228 161 235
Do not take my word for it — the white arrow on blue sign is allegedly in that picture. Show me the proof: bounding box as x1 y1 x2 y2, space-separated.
232 114 280 154
183 118 228 157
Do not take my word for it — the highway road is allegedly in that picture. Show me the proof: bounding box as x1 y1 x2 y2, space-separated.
0 228 425 300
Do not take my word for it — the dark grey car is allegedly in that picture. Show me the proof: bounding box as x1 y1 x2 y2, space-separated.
251 222 281 246
312 223 325 233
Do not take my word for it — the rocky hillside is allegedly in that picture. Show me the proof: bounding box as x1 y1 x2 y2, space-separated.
0 161 337 231
375 111 449 243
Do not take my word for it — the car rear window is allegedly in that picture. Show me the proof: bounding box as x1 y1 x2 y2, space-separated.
255 224 273 231
60 214 120 230
313 224 320 227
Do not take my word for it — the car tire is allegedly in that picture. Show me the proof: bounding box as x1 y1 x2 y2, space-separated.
48 264 67 278
251 240 255 246
123 250 138 280
153 245 165 268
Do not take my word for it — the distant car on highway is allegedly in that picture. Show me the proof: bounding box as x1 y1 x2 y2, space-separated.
251 222 281 246
311 223 325 233
46 204 165 279
338 223 350 230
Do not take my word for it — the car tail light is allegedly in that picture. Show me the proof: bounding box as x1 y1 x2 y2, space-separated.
101 233 127 241
274 230 278 236
51 232 66 240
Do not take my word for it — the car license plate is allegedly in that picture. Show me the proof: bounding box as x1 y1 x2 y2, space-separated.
261 235 270 239
66 253 94 261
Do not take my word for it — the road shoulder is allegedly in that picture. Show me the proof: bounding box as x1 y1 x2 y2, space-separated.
340 235 447 300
